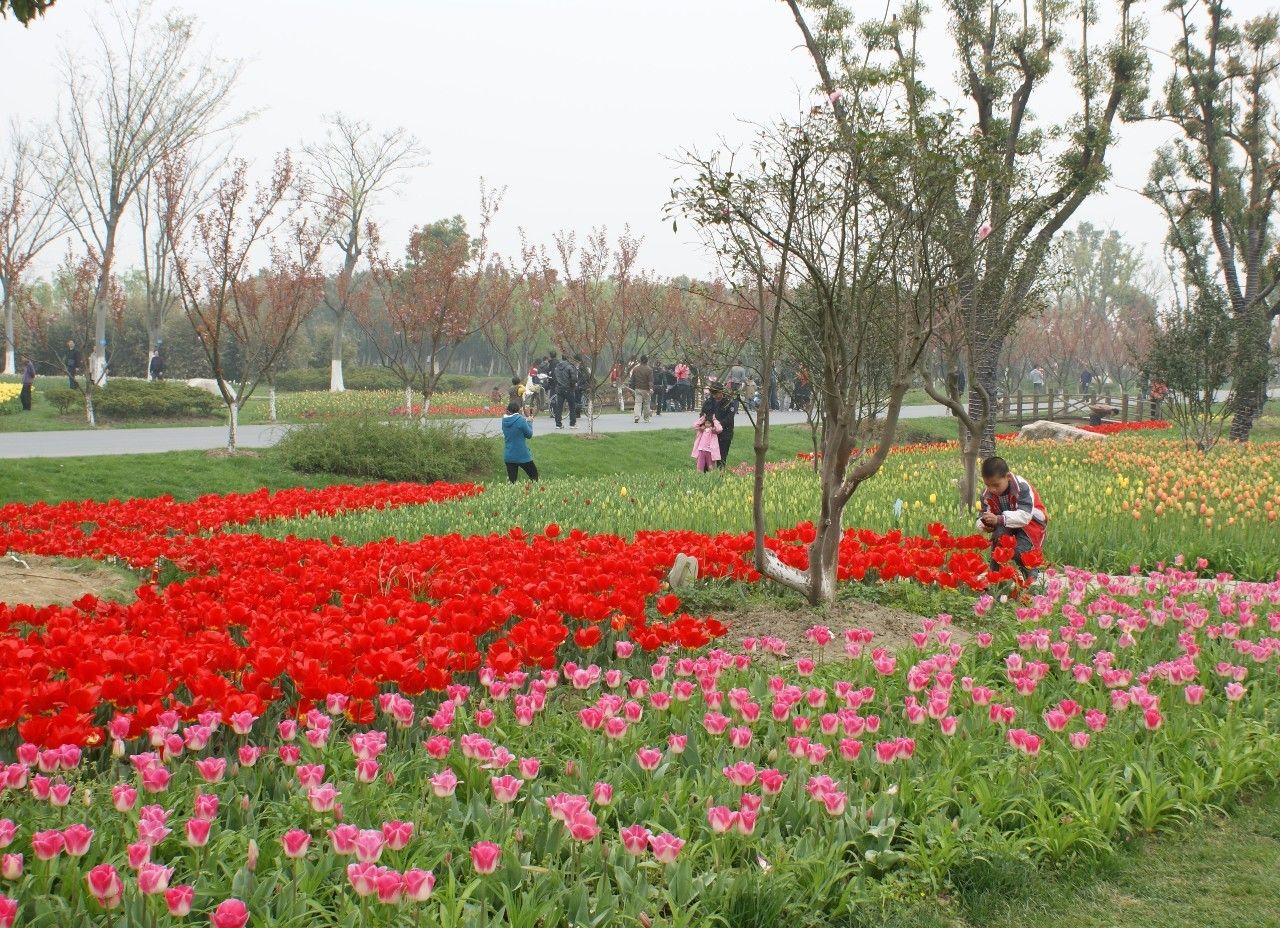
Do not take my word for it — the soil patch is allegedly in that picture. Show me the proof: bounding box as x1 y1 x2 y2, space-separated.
205 448 259 459
722 598 968 653
0 554 136 607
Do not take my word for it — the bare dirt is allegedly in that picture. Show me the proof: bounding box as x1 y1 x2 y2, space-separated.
721 598 967 653
0 554 135 607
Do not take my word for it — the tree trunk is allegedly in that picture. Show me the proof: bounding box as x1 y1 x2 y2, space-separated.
404 383 414 419
269 385 277 422
1228 307 1272 442
329 317 346 392
969 343 1000 456
93 222 119 388
84 387 96 428
227 398 239 451
2 293 14 376
145 327 158 381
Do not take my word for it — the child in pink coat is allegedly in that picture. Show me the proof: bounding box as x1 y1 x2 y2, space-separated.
691 413 723 472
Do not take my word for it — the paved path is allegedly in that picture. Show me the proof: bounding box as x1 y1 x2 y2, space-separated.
0 405 955 459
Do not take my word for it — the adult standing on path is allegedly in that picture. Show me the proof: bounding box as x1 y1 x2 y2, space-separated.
501 401 539 483
630 355 653 424
20 355 35 411
64 340 81 389
549 350 579 430
701 382 738 469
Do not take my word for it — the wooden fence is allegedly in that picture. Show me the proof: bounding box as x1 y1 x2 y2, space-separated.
995 391 1162 425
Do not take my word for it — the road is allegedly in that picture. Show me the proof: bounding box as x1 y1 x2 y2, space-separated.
0 404 955 459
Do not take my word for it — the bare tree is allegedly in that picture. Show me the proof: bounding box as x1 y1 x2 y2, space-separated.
1 125 68 376
163 153 327 450
305 115 424 392
49 1 242 385
136 146 216 378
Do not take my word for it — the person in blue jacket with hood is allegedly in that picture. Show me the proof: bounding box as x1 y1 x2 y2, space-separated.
501 401 539 483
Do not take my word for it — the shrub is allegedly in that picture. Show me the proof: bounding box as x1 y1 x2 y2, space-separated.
273 366 481 393
92 380 222 420
44 388 81 415
275 418 494 482
0 383 21 414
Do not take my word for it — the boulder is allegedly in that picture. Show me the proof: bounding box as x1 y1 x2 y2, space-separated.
1018 419 1106 442
186 378 236 400
667 553 699 589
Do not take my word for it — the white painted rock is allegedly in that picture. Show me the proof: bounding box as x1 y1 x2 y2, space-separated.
667 553 699 589
1018 419 1105 442
186 378 236 400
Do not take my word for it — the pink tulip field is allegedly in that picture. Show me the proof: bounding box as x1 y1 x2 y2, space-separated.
2 488 1280 927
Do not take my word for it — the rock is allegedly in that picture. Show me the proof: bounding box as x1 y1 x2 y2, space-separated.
186 378 236 400
1018 420 1106 442
667 553 699 589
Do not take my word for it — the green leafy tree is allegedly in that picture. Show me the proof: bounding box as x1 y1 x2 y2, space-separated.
1146 2 1280 441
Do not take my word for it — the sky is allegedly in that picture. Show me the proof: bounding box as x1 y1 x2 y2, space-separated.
0 0 1217 282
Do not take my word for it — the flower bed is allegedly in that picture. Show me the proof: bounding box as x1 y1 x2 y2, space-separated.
1080 419 1171 434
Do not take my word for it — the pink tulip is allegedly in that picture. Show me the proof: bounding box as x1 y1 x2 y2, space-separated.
707 806 737 834
759 768 787 795
0 855 22 881
353 829 385 864
1184 684 1207 705
108 717 132 741
939 717 959 737
1226 682 1246 702
1043 709 1069 732
185 818 211 848
193 793 219 821
648 832 684 865
403 868 436 902
592 782 614 806
430 770 458 798
667 734 688 754
229 711 257 736
374 868 403 904
127 841 151 869
138 862 174 895
308 784 339 812
30 776 51 801
0 823 13 851
194 757 226 784
354 759 380 784
281 829 311 859
723 761 757 787
382 820 414 851
620 824 651 856
165 885 194 917
210 898 250 928
247 839 259 875
424 736 452 759
634 748 663 772
16 745 36 766
140 766 170 794
0 896 13 928
827 88 846 104
616 641 635 658
49 783 73 807
471 841 501 875
31 830 64 861
735 807 759 836
278 719 298 742
328 824 360 855
822 790 848 816
1143 708 1163 730
518 757 541 779
1069 732 1091 750
347 862 378 896
490 775 523 804
237 745 263 767
137 819 170 847
86 863 124 909
112 784 138 812
61 824 93 857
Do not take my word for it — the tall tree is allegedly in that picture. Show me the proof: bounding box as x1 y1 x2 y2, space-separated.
0 125 68 375
1147 2 1280 441
49 1 241 385
305 115 424 392
163 153 327 450
781 0 1149 458
482 238 555 378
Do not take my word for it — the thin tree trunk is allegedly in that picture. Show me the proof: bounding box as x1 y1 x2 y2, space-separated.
2 294 14 376
1228 309 1272 441
969 344 1000 456
228 400 239 451
84 387 96 428
404 383 414 419
145 327 158 381
330 316 346 392
269 385 277 422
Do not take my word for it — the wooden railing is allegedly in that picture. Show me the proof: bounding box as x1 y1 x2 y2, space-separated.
995 391 1162 425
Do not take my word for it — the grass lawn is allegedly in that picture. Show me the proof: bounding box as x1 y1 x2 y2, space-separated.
892 786 1280 928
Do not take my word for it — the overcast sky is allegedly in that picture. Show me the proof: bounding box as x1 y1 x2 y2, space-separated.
1 0 1210 282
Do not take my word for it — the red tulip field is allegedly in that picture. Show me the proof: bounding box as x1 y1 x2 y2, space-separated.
1 480 1278 927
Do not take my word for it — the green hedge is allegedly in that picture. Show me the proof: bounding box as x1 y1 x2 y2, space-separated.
92 380 222 420
274 418 494 483
273 367 478 393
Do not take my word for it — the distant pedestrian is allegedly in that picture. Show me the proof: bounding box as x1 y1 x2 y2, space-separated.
1030 366 1045 395
630 355 653 423
20 355 35 411
1080 368 1093 394
727 360 747 394
149 350 166 381
64 340 81 389
690 411 722 473
549 350 579 429
501 401 539 483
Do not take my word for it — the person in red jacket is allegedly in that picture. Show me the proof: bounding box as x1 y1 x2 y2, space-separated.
977 456 1047 582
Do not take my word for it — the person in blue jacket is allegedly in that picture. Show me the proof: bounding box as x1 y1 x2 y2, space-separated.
501 401 539 483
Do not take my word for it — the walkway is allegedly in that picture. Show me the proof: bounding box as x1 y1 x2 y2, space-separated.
0 405 954 459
